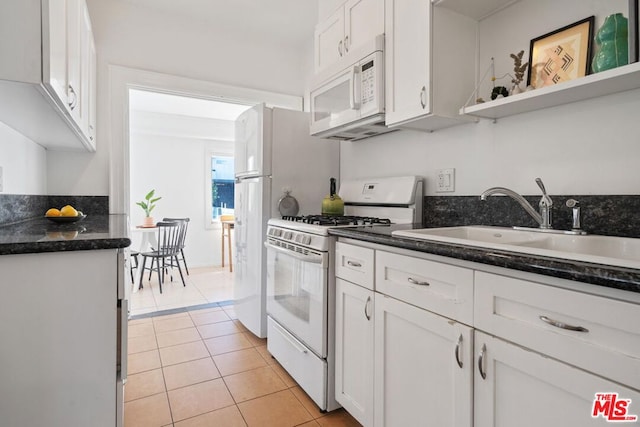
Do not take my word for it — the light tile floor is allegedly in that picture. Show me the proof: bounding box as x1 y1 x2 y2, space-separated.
130 266 234 317
126 306 362 427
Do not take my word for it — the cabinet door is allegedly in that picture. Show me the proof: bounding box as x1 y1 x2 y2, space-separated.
0 250 118 426
385 0 431 126
42 0 68 106
344 0 383 55
66 0 82 124
374 293 472 427
314 6 345 73
80 0 96 146
474 331 640 427
335 278 374 426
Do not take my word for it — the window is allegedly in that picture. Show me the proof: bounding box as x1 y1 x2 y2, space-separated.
211 155 234 220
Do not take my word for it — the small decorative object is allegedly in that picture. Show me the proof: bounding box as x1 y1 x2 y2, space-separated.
592 13 629 73
277 189 300 216
491 86 509 100
509 50 529 94
527 16 595 88
136 189 161 227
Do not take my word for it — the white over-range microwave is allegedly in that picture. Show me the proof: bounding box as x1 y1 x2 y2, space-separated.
309 34 396 142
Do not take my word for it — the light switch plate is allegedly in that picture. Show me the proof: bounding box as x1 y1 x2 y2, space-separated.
436 168 455 192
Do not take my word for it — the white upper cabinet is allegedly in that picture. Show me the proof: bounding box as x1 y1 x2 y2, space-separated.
314 0 384 74
384 0 477 131
0 0 96 152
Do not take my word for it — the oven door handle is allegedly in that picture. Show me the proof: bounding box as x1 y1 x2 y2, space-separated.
264 241 324 264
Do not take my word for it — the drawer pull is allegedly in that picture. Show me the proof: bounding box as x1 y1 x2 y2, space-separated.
478 343 487 380
539 315 589 333
347 260 362 268
364 296 372 321
407 277 430 286
455 334 463 368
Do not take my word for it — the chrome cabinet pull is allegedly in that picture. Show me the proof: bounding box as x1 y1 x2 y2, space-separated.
364 296 371 321
347 260 362 268
539 315 589 332
68 85 78 110
344 35 350 52
407 277 429 286
455 334 463 368
478 343 487 379
419 86 427 109
338 40 344 56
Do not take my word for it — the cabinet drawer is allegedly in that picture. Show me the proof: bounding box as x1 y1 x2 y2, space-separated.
336 242 374 289
475 271 640 390
375 251 473 324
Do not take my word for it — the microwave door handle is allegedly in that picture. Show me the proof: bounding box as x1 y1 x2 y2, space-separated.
350 66 361 110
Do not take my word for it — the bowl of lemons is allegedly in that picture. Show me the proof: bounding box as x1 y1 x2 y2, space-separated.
45 205 87 223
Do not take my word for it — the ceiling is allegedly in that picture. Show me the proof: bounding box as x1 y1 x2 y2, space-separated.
129 89 252 120
120 0 319 49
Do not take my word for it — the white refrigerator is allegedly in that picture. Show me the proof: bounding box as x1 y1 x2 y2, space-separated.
233 105 340 338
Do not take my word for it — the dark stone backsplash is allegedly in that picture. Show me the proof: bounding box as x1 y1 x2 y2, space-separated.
424 195 640 238
0 195 109 225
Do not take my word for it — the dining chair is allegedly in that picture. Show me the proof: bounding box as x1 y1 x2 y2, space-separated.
138 221 185 293
162 217 190 275
129 250 139 284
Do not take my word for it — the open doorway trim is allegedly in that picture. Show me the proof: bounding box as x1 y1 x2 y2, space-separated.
108 65 303 214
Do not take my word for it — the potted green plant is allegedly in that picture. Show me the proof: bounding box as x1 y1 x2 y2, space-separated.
137 189 161 227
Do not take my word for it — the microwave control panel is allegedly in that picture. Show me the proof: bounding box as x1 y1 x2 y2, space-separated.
361 60 376 106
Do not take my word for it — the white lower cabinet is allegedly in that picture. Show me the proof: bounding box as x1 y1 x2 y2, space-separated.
474 331 640 427
335 240 640 427
374 293 473 427
335 278 374 426
0 249 125 427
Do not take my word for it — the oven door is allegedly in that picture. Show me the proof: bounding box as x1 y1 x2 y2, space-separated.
265 239 328 358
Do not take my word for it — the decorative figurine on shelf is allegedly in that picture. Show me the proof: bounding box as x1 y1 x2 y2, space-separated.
491 85 509 100
509 50 529 94
592 13 629 73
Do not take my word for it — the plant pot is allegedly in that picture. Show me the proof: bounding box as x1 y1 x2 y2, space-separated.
142 217 155 227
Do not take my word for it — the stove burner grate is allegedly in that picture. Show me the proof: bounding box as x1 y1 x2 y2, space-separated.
281 215 392 226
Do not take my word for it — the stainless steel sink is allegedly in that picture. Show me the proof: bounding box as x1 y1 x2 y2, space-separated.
392 226 640 269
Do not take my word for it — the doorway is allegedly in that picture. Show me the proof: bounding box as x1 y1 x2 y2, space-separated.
127 88 250 316
107 66 303 316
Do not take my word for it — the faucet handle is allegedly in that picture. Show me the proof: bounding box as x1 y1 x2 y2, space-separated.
566 199 582 231
535 178 550 200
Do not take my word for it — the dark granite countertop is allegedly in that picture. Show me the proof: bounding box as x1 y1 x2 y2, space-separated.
329 224 640 294
0 214 131 255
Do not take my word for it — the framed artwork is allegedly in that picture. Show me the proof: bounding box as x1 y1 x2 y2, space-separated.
527 16 595 88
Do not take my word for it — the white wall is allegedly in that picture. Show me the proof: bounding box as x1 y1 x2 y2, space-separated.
129 131 234 268
340 0 640 196
0 122 46 195
340 87 640 196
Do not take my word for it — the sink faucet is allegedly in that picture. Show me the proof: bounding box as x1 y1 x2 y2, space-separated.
480 178 553 229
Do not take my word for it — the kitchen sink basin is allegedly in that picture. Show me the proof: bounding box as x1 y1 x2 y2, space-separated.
392 226 640 269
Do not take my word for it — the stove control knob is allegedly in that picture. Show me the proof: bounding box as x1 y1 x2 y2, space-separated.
284 231 292 240
304 236 312 245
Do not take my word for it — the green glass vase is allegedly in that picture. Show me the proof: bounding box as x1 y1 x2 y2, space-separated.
592 13 629 73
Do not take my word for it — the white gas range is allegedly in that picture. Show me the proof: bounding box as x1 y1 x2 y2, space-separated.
264 176 423 412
